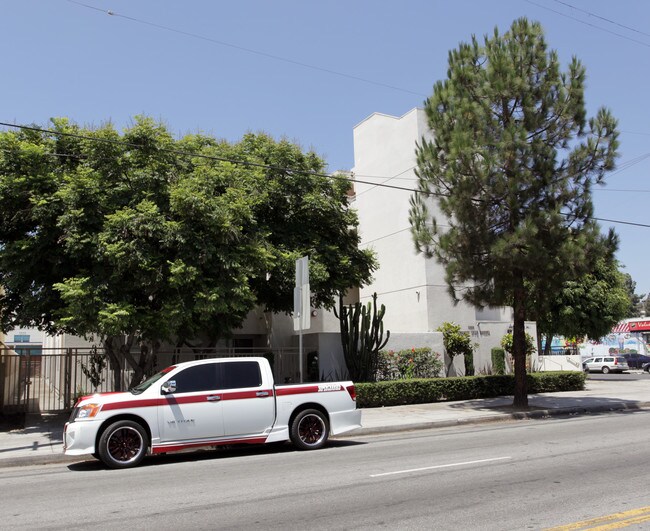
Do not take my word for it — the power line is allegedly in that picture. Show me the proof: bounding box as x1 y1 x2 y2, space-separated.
552 0 650 39
66 0 426 98
594 188 650 194
584 216 650 228
1 120 648 228
525 0 650 49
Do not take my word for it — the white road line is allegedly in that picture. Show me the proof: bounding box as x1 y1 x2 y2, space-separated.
370 456 512 478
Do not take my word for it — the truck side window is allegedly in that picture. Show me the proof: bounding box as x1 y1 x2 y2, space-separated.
219 361 262 389
171 363 219 393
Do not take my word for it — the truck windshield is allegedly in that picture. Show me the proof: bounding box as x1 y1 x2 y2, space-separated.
130 366 175 395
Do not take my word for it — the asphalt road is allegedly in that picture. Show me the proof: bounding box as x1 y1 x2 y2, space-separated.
2 410 650 530
587 371 650 381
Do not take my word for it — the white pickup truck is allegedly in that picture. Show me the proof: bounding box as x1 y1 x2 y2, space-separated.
64 357 361 468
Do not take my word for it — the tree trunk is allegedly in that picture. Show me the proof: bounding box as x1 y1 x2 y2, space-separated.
512 275 529 409
128 340 160 388
102 335 136 392
543 334 552 356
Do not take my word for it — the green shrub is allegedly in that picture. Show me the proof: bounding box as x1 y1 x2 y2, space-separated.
527 371 586 393
438 322 475 375
464 350 475 376
356 371 586 408
491 347 506 375
376 348 443 380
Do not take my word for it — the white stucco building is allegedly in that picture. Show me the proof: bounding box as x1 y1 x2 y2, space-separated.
351 108 536 374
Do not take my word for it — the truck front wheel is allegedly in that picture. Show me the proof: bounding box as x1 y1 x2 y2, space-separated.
98 420 149 469
290 409 329 450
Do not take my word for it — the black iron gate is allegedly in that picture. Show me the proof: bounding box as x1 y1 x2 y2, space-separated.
0 347 304 413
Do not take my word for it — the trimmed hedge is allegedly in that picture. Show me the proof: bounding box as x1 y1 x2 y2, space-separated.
355 371 586 408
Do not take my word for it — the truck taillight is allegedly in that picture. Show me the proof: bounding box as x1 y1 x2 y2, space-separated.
346 385 356 401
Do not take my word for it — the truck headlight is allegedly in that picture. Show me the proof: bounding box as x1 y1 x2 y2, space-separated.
76 403 101 419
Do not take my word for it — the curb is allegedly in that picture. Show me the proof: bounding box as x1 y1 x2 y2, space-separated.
0 454 84 468
338 401 650 438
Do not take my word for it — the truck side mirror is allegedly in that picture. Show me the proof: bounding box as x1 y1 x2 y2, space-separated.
161 380 176 394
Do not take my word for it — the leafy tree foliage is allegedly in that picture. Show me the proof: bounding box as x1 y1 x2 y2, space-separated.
410 18 618 407
620 272 643 318
437 322 475 376
0 118 374 387
529 258 631 352
236 133 375 314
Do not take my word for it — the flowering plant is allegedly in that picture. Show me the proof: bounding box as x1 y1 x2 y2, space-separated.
377 347 443 380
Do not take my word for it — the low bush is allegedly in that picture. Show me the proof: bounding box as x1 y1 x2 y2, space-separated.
356 371 586 408
376 348 443 381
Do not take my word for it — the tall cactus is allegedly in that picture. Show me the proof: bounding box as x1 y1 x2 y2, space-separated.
334 292 390 382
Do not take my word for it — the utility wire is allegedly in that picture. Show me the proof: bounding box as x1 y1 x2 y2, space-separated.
1 120 649 228
66 0 426 98
552 0 650 39
525 0 650 49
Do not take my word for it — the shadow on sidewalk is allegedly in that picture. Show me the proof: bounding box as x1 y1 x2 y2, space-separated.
0 412 68 443
446 395 648 414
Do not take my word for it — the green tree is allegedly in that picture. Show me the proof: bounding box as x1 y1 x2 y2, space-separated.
501 332 537 372
0 118 375 388
437 322 474 376
621 272 642 318
409 18 619 407
236 133 375 314
530 258 631 353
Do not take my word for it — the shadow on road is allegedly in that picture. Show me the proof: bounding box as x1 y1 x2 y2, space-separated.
446 394 648 415
67 438 366 472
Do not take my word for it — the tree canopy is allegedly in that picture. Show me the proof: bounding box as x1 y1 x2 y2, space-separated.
530 258 631 350
0 117 375 387
620 272 643 318
409 18 619 407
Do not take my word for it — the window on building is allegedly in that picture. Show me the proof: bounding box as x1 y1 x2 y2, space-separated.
13 335 30 343
14 347 42 356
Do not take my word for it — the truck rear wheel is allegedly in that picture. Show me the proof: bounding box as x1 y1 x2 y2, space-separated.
290 409 329 450
98 420 148 469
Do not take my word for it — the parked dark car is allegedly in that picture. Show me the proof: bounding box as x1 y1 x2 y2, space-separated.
621 353 650 369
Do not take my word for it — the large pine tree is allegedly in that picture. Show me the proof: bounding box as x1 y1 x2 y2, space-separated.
409 18 619 407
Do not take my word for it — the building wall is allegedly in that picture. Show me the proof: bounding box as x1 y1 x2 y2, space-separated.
351 108 520 372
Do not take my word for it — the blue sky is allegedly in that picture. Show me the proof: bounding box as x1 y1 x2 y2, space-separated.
3 0 650 295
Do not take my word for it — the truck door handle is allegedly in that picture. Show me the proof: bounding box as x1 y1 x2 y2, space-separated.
207 395 221 402
256 391 269 397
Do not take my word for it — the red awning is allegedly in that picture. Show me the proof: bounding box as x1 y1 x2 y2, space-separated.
611 322 630 333
629 320 650 332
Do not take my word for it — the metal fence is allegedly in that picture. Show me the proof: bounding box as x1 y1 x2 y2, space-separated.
0 347 310 414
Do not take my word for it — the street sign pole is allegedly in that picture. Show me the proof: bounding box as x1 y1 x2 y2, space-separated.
294 256 310 382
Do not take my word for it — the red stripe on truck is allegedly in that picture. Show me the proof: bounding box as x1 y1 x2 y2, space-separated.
275 385 321 396
152 436 268 454
100 389 275 412
275 384 344 396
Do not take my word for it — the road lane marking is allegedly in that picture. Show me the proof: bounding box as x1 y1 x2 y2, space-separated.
369 456 512 478
545 506 650 530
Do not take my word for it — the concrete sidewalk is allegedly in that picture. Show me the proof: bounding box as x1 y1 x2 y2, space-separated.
1 378 649 468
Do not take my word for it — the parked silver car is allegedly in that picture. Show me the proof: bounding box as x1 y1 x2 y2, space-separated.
582 356 629 374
